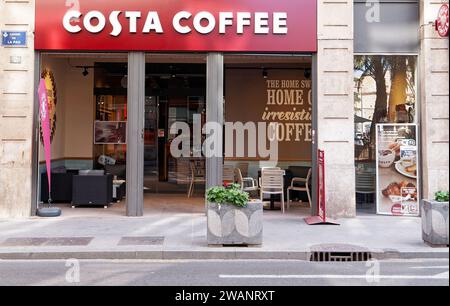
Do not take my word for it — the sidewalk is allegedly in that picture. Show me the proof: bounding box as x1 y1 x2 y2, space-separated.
0 203 448 260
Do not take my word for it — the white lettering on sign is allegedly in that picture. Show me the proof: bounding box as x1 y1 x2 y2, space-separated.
125 11 141 33
273 12 288 34
255 12 269 34
193 11 216 34
109 11 122 37
63 10 82 33
219 12 233 34
237 12 252 34
143 12 163 33
83 11 106 33
62 11 289 36
173 11 192 34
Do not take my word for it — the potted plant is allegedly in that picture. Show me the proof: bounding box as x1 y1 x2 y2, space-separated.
207 183 263 246
421 191 449 247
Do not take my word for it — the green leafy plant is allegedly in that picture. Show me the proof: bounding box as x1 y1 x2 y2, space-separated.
435 191 449 202
207 183 249 208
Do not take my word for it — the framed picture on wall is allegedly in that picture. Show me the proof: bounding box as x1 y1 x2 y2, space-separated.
94 121 127 145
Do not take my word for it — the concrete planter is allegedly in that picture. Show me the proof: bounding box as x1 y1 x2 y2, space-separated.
421 200 449 247
207 200 263 246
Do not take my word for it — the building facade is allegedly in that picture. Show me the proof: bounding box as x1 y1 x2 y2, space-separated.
0 1 448 219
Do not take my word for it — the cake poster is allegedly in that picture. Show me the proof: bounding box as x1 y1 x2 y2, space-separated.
376 124 420 216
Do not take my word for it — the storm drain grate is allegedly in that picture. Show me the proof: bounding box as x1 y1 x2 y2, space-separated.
309 244 372 262
118 236 165 246
310 251 372 262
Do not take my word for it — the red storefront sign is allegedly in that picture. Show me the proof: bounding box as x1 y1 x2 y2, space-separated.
35 0 317 52
436 4 449 38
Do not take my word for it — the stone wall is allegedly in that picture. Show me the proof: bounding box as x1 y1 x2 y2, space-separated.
317 0 356 218
420 1 449 200
0 0 35 218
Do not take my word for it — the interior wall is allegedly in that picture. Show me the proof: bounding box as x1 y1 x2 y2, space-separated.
223 60 313 178
62 60 94 160
39 57 95 167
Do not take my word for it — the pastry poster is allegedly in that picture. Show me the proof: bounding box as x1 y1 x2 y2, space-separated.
376 124 419 216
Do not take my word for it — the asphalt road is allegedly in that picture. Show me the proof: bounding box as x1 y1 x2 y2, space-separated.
0 259 448 286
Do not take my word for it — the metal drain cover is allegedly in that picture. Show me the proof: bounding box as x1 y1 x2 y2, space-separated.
118 236 165 246
44 237 93 246
0 237 93 247
309 244 372 262
0 238 48 247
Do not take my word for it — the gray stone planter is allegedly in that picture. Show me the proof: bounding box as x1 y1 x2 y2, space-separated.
421 200 449 247
207 200 263 246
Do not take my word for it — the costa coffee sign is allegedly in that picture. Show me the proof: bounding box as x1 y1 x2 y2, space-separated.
436 4 449 38
35 0 316 52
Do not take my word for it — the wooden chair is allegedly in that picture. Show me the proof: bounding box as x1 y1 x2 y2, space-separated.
260 169 286 213
223 165 235 184
287 168 312 209
236 162 249 177
188 160 206 198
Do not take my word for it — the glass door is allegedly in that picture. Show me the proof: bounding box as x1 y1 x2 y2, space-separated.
144 96 159 193
144 55 207 197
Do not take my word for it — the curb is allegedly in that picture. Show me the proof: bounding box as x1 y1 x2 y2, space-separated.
0 250 448 260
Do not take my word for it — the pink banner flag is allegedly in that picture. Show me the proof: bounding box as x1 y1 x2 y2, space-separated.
38 79 52 200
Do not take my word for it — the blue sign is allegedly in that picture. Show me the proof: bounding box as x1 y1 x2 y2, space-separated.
1 31 27 47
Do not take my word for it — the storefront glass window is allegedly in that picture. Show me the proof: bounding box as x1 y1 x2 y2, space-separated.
354 55 417 210
94 63 128 169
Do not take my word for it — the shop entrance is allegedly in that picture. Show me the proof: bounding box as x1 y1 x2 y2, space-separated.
143 61 207 195
36 53 129 214
35 52 316 217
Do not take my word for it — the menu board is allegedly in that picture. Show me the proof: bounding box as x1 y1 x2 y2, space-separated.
376 124 419 216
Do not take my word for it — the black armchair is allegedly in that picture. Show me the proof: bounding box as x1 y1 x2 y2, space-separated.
40 172 74 203
72 174 113 207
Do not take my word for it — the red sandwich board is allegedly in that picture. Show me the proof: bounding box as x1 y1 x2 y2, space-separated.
305 150 339 225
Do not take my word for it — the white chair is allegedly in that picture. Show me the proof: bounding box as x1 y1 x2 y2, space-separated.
260 169 286 213
261 166 281 170
258 167 282 190
188 160 206 198
287 168 312 209
236 162 249 177
223 165 235 184
355 170 376 205
235 168 259 195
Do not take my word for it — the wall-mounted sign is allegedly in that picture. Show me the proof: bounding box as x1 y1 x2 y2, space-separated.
9 56 22 64
35 0 317 52
436 4 449 37
376 124 420 217
1 31 27 47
